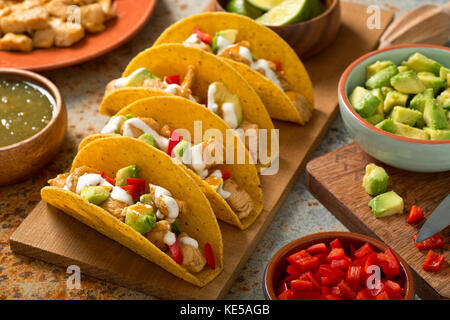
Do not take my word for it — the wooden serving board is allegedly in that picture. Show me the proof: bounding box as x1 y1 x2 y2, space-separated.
306 143 449 300
9 3 394 299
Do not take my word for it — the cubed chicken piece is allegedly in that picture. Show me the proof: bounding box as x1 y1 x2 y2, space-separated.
0 6 11 18
285 91 314 124
178 233 207 273
33 27 55 48
49 18 84 47
180 64 195 96
98 0 116 21
0 6 48 33
218 41 252 65
0 32 32 51
143 78 167 91
145 220 171 251
223 178 254 220
48 172 70 189
100 197 128 220
80 3 105 33
45 0 70 20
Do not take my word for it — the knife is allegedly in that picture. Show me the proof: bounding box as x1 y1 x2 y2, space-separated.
416 194 450 243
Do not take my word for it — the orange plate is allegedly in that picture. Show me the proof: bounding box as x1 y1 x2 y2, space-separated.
0 0 157 71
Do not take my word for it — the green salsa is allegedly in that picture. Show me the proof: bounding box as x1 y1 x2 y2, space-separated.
0 78 55 147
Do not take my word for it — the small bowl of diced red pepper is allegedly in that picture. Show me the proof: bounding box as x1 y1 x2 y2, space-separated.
264 232 414 300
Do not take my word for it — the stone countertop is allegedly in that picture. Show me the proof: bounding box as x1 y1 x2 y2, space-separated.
0 0 446 300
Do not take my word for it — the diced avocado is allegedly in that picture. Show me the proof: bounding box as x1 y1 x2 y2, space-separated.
417 72 445 94
409 88 434 113
211 81 243 127
437 88 450 110
394 122 430 140
80 185 111 205
423 99 448 129
366 65 398 89
397 66 409 73
363 163 389 196
172 140 189 158
390 71 426 94
171 220 181 236
102 115 127 134
440 66 450 81
115 165 139 186
383 91 408 113
370 88 384 115
125 114 134 119
366 61 394 80
365 114 384 125
121 68 160 87
211 29 238 53
349 86 380 118
402 52 442 76
124 203 156 234
415 117 425 129
390 106 422 126
138 133 159 149
139 193 153 205
375 119 395 133
381 86 394 98
423 127 450 140
369 191 404 218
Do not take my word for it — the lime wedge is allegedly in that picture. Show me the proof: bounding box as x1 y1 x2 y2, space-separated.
246 0 285 11
256 0 311 26
226 0 264 18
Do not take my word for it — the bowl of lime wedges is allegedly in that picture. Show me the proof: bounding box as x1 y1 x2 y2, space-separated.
210 0 341 59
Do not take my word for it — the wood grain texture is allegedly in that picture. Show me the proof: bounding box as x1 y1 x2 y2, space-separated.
9 3 393 299
306 143 449 300
211 0 341 59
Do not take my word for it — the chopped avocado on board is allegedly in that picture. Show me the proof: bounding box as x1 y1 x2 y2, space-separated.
369 191 404 218
363 163 389 196
349 52 450 140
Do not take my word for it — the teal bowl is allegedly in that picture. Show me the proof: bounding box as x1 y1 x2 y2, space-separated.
338 44 450 172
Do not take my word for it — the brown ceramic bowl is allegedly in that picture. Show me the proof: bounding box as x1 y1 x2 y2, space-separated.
209 0 341 59
0 68 67 186
264 232 414 300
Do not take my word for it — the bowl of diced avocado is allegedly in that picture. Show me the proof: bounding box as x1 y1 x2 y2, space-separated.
338 44 450 172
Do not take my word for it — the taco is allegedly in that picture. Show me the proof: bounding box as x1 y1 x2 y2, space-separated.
153 12 315 125
80 96 264 230
41 136 223 287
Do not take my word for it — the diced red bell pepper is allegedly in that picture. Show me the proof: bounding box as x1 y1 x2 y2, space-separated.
291 279 313 292
330 286 340 297
364 252 380 274
330 238 342 249
383 280 403 300
167 131 183 156
315 253 328 264
346 266 362 287
287 249 310 265
321 284 331 296
286 265 301 279
306 243 328 255
204 243 215 269
273 61 282 72
321 276 336 286
277 289 293 300
164 75 180 85
169 240 183 265
299 271 321 290
355 288 374 300
220 168 230 180
338 280 357 299
120 184 138 198
325 294 342 300
375 291 390 300
413 234 444 250
100 171 116 186
327 248 347 262
331 259 351 271
276 281 289 296
126 178 146 198
354 242 374 259
193 27 211 44
350 244 356 258
422 250 445 272
291 256 319 273
407 205 424 224
318 264 345 281
291 290 321 300
377 248 401 276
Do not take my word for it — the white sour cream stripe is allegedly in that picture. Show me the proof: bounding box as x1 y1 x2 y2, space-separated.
163 231 176 246
76 173 113 194
150 184 171 206
101 116 123 134
122 118 169 152
179 236 199 249
110 186 133 205
114 68 147 88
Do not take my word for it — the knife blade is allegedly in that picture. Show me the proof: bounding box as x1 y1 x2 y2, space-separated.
416 194 450 243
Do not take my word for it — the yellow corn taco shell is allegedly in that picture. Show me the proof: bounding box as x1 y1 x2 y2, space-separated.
81 96 264 230
154 12 315 124
41 136 223 287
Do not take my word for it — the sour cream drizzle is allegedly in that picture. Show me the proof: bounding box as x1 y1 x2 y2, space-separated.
75 174 113 194
222 102 238 129
110 186 133 205
179 236 198 249
207 84 219 114
150 184 171 206
101 116 124 134
63 174 73 190
114 68 147 88
190 143 208 179
122 118 169 152
208 170 230 199
163 230 176 246
161 195 179 220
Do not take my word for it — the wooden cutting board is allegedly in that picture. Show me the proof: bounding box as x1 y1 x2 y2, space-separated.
9 3 394 299
306 143 449 300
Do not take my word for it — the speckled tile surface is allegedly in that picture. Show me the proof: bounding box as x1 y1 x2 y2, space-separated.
0 0 446 300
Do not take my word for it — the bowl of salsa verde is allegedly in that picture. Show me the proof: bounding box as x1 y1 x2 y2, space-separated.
0 68 66 185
